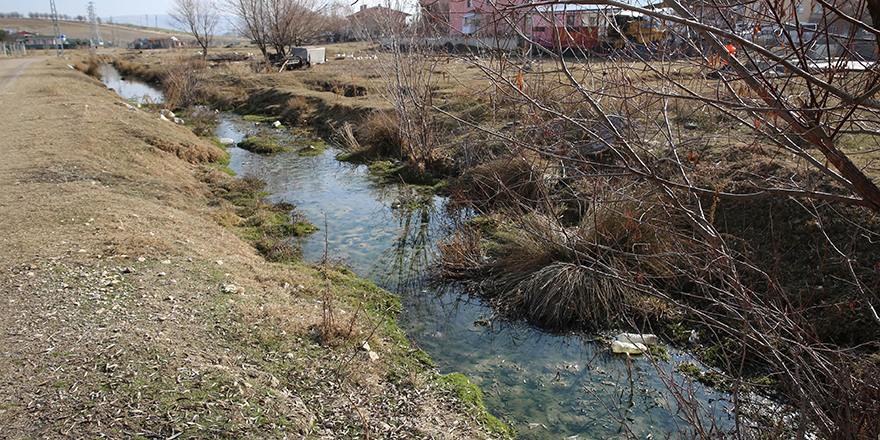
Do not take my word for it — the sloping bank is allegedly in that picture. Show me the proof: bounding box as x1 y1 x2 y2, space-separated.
0 56 508 438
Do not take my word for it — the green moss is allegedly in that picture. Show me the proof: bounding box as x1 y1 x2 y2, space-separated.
242 114 279 123
676 361 702 377
296 141 327 156
676 362 722 387
648 344 670 361
238 137 290 154
437 373 513 437
212 163 237 176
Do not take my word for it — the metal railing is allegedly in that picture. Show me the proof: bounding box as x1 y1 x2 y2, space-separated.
1 42 27 57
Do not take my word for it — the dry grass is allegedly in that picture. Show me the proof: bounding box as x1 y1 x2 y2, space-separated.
136 132 226 164
73 55 102 79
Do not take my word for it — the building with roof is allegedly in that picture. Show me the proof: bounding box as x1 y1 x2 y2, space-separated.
347 5 411 40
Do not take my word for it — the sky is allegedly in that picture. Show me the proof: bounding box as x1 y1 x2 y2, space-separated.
0 0 177 19
0 0 395 20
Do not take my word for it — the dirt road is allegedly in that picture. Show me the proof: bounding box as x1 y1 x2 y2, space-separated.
0 56 499 439
0 57 40 95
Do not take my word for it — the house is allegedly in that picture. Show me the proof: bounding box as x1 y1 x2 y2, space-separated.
13 31 58 48
347 5 410 40
134 37 184 50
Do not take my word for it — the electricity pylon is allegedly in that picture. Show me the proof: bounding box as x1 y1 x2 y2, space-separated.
87 2 103 48
50 0 63 57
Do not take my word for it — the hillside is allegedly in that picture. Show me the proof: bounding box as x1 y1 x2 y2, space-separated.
0 18 243 46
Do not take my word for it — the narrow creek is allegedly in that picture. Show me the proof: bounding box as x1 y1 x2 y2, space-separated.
100 65 164 104
215 115 735 439
103 69 737 439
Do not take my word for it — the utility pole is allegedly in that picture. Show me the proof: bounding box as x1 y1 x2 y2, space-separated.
49 0 64 57
87 2 104 48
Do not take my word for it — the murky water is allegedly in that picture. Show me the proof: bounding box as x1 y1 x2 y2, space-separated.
216 114 736 439
100 65 164 104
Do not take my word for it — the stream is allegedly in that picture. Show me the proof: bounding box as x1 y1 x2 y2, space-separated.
100 65 164 104
102 69 736 439
215 115 735 439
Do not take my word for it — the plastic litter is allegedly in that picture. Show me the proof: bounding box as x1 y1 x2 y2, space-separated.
615 332 658 346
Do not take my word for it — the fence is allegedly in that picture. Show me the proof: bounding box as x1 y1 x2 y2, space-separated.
1 42 27 57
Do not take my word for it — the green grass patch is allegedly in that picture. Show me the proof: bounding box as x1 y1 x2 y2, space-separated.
238 137 290 154
437 373 513 437
242 114 280 123
295 140 328 156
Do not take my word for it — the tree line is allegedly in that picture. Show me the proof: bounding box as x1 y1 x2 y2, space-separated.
0 12 90 21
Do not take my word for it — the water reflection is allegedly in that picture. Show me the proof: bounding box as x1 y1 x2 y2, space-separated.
99 65 164 104
218 113 734 439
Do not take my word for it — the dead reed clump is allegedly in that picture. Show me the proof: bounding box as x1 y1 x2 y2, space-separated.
496 261 632 330
440 181 681 331
74 55 103 79
280 96 312 125
355 110 407 159
435 226 485 278
112 58 163 83
450 154 549 211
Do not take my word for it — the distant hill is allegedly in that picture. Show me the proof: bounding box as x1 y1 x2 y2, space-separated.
0 17 244 46
110 14 239 37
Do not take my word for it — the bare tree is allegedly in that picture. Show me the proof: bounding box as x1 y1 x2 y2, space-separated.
169 0 221 60
224 0 328 65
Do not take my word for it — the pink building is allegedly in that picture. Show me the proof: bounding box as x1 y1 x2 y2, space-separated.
422 0 529 37
530 5 621 50
418 0 622 50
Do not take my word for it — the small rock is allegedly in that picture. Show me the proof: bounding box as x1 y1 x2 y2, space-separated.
219 138 234 145
286 352 295 359
359 341 371 352
161 259 171 264
158 114 169 122
160 109 176 118
684 123 698 130
172 117 185 125
367 351 380 361
156 272 166 277
222 283 242 294
272 120 282 128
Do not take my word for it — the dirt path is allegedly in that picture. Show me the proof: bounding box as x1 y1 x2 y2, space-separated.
0 57 41 95
0 57 500 439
